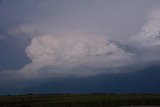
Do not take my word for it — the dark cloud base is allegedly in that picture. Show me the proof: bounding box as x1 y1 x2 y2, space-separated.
0 65 160 95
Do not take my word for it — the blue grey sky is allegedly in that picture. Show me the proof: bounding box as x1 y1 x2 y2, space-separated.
0 0 160 95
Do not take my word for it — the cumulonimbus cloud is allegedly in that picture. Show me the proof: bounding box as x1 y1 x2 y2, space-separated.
128 4 160 64
1 2 160 79
20 33 132 78
130 5 160 47
20 3 160 78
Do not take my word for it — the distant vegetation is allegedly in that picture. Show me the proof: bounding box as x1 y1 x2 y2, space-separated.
0 93 160 107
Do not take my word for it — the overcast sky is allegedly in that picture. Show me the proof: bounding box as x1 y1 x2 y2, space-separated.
0 0 160 95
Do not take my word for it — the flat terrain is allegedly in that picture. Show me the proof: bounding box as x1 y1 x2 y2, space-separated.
0 94 160 107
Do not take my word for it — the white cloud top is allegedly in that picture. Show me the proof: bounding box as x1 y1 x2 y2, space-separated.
130 5 160 47
22 34 131 77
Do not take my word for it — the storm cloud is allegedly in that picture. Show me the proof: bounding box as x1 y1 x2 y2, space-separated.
0 0 160 79
20 33 132 78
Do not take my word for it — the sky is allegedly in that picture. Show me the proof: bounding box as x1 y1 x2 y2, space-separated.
0 0 160 95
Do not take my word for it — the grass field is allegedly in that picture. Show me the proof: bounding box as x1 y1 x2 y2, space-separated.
0 94 160 107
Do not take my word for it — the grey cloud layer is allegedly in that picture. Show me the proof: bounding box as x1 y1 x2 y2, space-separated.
0 0 160 78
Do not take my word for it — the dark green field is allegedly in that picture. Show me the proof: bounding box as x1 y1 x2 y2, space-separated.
0 94 160 107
